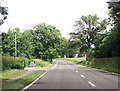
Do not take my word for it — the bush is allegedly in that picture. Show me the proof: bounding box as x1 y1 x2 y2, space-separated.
2 56 29 70
87 48 95 58
17 57 29 67
87 57 119 73
36 61 50 67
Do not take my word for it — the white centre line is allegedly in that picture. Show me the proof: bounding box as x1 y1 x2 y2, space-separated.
76 71 78 73
80 75 85 78
88 81 96 87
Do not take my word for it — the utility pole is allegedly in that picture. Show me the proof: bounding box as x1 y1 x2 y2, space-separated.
14 30 17 57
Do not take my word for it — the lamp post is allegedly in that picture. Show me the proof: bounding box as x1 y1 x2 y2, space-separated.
14 30 17 57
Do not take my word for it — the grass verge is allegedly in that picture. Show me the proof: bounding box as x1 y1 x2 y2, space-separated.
26 59 51 68
56 57 86 64
57 57 119 74
1 69 27 83
47 61 57 68
2 70 46 91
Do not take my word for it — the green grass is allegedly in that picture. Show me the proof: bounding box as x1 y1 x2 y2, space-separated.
26 59 51 68
48 61 57 68
56 57 86 64
57 57 86 61
1 69 27 83
33 59 42 61
57 57 119 74
36 61 50 67
2 70 46 91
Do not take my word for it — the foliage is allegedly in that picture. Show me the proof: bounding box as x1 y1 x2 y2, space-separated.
2 56 29 70
48 61 57 68
60 57 119 74
59 37 68 58
93 24 120 58
0 1 8 25
35 60 50 67
89 57 119 73
2 23 66 61
88 1 120 58
2 70 46 90
67 40 79 58
69 15 107 54
33 23 62 62
2 28 35 59
107 1 120 24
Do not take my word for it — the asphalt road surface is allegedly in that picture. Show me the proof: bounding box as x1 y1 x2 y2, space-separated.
25 60 119 90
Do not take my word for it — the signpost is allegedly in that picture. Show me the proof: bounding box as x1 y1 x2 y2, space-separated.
29 61 36 66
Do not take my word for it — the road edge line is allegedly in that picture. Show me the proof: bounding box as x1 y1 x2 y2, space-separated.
51 60 58 70
85 66 120 76
77 64 119 76
20 71 48 91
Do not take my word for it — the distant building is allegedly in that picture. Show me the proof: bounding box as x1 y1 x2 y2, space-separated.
64 55 66 58
75 54 78 58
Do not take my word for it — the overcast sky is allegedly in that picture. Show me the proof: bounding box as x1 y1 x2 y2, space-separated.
1 0 109 39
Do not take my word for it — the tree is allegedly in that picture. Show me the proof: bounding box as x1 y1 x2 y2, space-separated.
2 28 21 56
69 15 107 54
33 23 62 62
107 1 120 24
0 1 8 25
2 28 35 59
59 37 68 58
87 1 120 58
2 29 15 56
17 29 35 59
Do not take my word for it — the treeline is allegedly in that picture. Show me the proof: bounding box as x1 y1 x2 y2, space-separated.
2 23 67 62
68 1 120 58
2 1 120 61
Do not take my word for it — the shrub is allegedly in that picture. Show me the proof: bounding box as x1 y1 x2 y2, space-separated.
87 57 119 73
2 56 29 70
36 61 50 67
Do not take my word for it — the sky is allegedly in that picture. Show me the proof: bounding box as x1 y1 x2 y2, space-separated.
0 0 109 39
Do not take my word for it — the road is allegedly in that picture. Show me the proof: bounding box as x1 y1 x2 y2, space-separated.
24 60 119 90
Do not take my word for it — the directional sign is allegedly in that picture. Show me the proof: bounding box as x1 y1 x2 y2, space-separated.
29 61 36 66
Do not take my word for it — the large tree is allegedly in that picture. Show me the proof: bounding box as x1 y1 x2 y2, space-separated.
33 23 62 62
69 15 107 54
93 0 120 58
87 1 120 58
2 28 35 59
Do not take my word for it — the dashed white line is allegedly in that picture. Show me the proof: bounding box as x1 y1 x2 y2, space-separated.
76 71 78 73
80 75 85 78
73 68 74 70
88 81 96 87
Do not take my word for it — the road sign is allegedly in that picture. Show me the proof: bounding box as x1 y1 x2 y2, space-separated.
29 61 36 66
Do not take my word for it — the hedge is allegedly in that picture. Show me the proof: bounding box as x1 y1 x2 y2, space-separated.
2 56 29 70
86 57 119 73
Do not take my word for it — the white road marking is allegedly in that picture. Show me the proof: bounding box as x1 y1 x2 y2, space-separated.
20 60 59 91
20 71 47 91
81 75 85 78
51 60 58 69
73 68 74 70
88 81 96 87
76 71 78 73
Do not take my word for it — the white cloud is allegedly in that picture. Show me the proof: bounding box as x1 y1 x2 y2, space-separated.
1 0 109 39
